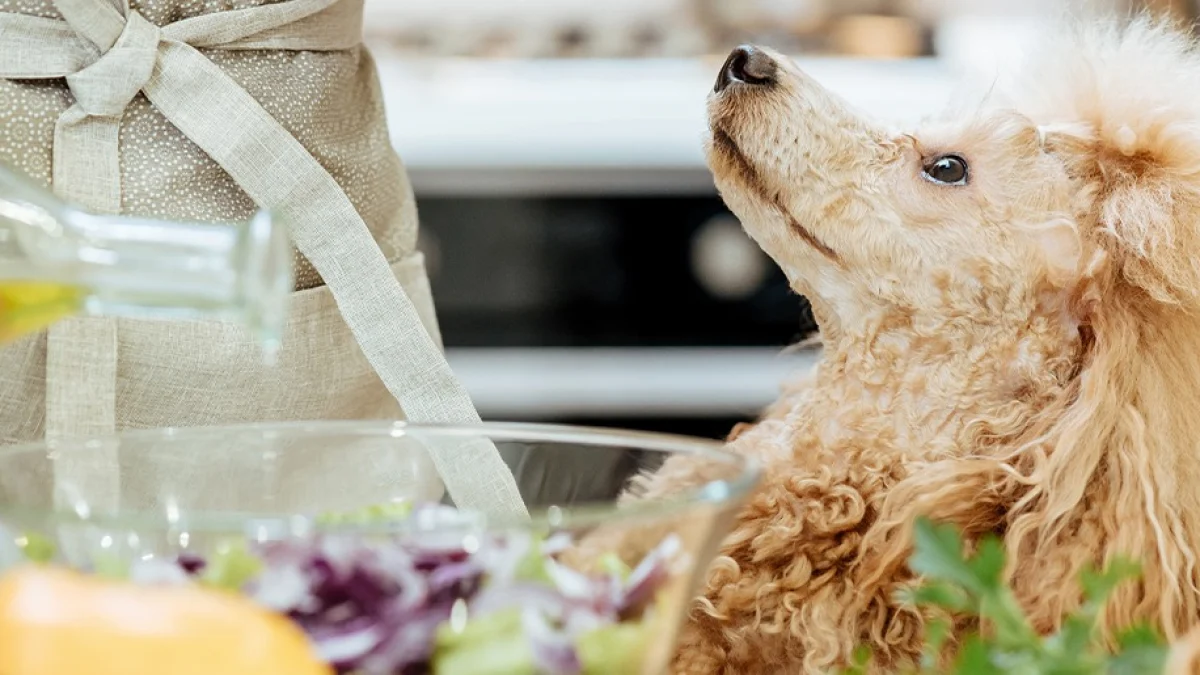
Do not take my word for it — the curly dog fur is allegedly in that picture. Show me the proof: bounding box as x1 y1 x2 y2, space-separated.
590 18 1200 674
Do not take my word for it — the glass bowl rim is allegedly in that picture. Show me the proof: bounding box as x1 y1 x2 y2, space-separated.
0 420 761 536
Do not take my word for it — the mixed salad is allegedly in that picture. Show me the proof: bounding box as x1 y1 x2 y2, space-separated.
0 503 682 675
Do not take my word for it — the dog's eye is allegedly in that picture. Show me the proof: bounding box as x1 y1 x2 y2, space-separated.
922 155 969 185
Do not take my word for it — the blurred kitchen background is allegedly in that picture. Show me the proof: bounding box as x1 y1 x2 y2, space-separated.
365 0 1186 439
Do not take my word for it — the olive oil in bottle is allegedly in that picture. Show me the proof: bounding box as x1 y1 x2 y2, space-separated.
0 164 293 358
0 282 84 344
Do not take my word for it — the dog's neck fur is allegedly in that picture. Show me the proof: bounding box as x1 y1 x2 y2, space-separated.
784 301 1082 462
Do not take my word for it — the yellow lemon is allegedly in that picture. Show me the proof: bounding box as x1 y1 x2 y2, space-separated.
0 566 331 675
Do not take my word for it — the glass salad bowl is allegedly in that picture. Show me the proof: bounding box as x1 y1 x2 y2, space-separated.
0 422 760 675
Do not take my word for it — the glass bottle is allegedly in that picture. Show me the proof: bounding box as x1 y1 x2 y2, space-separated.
0 164 293 360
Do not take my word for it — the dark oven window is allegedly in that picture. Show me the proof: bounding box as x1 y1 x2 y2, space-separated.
418 195 817 349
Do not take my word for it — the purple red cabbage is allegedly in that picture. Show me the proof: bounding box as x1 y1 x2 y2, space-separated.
150 504 678 675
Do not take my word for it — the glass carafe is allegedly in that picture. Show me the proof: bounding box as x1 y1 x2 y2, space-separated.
0 164 293 359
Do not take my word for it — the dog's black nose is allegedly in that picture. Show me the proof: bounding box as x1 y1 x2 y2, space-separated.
715 45 776 92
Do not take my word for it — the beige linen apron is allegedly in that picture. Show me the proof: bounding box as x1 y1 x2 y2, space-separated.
0 0 526 520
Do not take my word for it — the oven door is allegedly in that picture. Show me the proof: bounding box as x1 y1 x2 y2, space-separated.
420 194 818 435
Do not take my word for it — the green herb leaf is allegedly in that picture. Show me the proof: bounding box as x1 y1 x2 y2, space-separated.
978 590 1036 649
1107 643 1167 675
1050 614 1096 660
910 518 982 594
1079 559 1140 607
853 519 1165 675
840 645 872 675
966 537 1005 592
1109 623 1168 675
951 634 1002 675
904 582 971 612
1116 624 1164 650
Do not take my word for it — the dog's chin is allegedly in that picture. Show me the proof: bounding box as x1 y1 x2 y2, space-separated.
703 143 771 231
705 151 839 336
704 124 771 202
706 130 843 278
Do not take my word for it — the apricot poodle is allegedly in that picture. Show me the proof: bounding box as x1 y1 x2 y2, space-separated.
603 18 1200 674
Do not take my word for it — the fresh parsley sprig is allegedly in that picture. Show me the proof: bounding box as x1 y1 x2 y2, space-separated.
842 518 1168 675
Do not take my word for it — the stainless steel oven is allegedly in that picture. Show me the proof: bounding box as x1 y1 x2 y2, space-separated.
419 193 818 435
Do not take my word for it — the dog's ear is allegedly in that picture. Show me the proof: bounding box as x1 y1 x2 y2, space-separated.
992 21 1200 636
1026 16 1200 310
999 114 1200 641
1040 119 1200 308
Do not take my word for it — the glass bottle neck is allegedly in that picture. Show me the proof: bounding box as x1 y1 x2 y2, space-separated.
0 167 293 356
